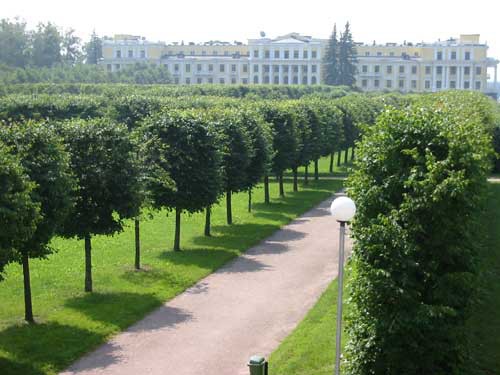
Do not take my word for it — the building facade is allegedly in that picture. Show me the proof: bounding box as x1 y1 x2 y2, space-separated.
100 33 498 94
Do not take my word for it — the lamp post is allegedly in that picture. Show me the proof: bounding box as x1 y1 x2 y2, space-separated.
330 196 356 375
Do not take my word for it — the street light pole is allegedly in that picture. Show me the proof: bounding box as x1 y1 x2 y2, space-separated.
335 221 346 375
330 196 356 375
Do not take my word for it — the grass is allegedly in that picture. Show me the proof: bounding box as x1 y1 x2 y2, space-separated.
270 182 500 374
0 156 344 375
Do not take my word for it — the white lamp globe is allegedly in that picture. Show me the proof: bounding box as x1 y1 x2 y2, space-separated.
330 196 356 222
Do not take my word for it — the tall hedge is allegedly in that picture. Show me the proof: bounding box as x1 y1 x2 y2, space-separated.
345 97 493 374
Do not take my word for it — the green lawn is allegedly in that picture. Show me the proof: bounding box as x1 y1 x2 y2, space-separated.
270 182 500 374
0 160 344 375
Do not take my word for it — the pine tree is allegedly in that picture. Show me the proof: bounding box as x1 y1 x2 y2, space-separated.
84 31 102 64
338 22 357 87
323 24 339 85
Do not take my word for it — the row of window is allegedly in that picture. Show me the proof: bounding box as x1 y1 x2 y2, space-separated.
360 64 482 75
436 50 472 61
253 49 319 59
172 75 319 85
165 63 319 74
115 50 146 59
360 78 482 90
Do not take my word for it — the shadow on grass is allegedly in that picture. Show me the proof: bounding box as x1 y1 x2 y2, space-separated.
0 322 107 375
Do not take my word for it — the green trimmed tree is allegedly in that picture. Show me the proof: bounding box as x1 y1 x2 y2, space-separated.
140 109 220 251
0 122 74 322
60 119 141 292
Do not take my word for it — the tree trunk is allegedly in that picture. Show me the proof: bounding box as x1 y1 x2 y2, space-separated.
248 189 252 212
351 146 355 161
292 167 298 192
279 173 285 197
329 152 334 173
134 218 140 270
204 206 211 236
304 164 309 185
337 149 342 166
84 234 92 293
22 253 34 323
314 159 319 181
264 174 270 204
174 207 181 251
226 190 232 225
344 148 348 164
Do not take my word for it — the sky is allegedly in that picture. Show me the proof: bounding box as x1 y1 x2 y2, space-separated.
3 0 500 75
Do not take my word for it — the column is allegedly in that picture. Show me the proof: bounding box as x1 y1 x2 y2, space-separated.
298 64 302 85
279 65 283 85
308 63 312 85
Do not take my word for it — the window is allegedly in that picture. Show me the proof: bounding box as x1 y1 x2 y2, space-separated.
140 50 145 58
476 66 482 75
224 51 229 56
208 64 213 72
377 52 382 56
374 65 380 73
362 65 368 73
293 50 299 59
242 78 248 84
283 76 289 84
399 65 405 74
219 78 225 84
185 78 190 84
231 77 237 84
208 77 213 84
243 64 248 73
386 80 392 88
475 81 481 90
197 64 202 72
464 81 470 89
387 65 393 74
390 52 395 57
190 51 195 56
436 80 442 89
253 65 259 73
293 76 298 84
264 50 270 58
374 79 380 88
275 76 280 84
311 76 317 84
311 50 317 58
436 66 443 75
174 77 179 84
361 79 367 88
451 51 457 60
450 81 456 89
231 64 236 72
107 64 112 71
253 76 259 84
220 64 225 73
302 65 308 73
174 64 179 72
303 50 308 59
464 67 470 75
185 64 191 73
365 51 370 56
116 50 122 58
302 76 307 84
411 80 417 89
437 51 443 60
399 80 404 89
254 50 259 58
311 65 317 73
274 65 280 73
425 66 431 75
213 50 218 55
284 50 289 59
425 80 430 89
293 65 298 73
465 51 471 60
197 78 203 84
274 50 280 59
450 66 457 75
411 66 417 74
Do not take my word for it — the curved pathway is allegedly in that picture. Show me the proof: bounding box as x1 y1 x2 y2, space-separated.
61 192 351 375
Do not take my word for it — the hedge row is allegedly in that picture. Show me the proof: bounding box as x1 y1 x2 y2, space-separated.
345 91 495 374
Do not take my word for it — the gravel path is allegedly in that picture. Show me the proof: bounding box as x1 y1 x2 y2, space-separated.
61 191 351 375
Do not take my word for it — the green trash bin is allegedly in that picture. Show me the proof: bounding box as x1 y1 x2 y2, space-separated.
248 355 267 375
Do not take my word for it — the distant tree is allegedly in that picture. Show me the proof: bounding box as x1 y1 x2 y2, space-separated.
32 22 63 67
62 28 82 64
60 119 141 292
0 18 31 67
323 23 340 85
84 31 102 65
141 109 221 251
0 122 74 322
338 22 357 87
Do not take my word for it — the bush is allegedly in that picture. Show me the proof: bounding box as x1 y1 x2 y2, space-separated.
345 95 493 374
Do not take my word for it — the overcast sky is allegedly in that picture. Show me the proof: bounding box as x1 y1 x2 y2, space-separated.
3 0 500 68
